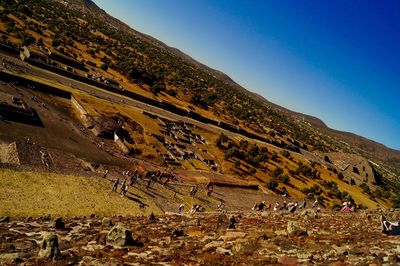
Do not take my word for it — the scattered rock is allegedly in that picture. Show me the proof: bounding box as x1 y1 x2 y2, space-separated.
220 231 246 241
0 253 22 264
278 255 299 265
38 232 61 259
204 241 224 250
53 217 65 229
301 209 318 219
172 229 184 238
148 212 156 221
106 224 142 247
102 217 113 227
287 221 307 237
0 216 10 223
216 247 233 256
216 214 229 231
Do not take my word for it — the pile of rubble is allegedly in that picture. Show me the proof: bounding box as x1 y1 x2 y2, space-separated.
1 210 400 265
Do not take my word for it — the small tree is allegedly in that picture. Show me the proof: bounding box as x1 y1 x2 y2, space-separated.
338 172 344 180
280 175 290 184
266 178 278 190
281 150 290 158
271 151 278 162
100 63 108 71
52 38 62 47
249 167 256 174
234 160 241 169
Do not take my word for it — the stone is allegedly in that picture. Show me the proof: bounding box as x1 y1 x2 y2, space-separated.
38 232 61 259
148 212 156 221
301 209 318 219
216 247 233 256
106 224 142 247
0 253 21 264
53 217 65 229
102 217 113 227
287 221 307 237
278 255 299 265
220 231 247 241
216 214 229 231
43 214 52 221
0 216 10 223
172 229 184 238
204 241 224 250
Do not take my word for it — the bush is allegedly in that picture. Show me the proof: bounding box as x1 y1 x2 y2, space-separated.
100 63 108 71
272 167 283 178
215 133 229 147
281 150 290 158
280 175 290 184
52 38 62 47
271 151 278 162
234 160 241 169
266 178 278 190
249 167 256 174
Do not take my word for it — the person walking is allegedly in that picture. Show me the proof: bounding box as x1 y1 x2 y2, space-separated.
111 177 119 192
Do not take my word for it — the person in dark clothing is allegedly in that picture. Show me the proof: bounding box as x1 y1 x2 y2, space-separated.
381 216 400 235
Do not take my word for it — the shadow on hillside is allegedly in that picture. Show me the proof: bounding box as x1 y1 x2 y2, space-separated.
124 193 149 207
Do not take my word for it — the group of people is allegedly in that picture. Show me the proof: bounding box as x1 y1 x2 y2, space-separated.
252 199 309 213
341 201 361 212
189 182 214 197
108 168 177 196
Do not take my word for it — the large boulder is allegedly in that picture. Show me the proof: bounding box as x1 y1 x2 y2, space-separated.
106 224 142 247
38 232 61 259
287 221 307 237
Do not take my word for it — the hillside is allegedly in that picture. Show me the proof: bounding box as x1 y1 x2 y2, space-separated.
58 0 400 168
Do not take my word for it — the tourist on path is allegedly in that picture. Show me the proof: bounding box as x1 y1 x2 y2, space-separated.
120 178 127 194
111 178 119 192
381 216 400 235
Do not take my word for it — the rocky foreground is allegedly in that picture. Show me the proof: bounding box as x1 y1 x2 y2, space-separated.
1 210 400 265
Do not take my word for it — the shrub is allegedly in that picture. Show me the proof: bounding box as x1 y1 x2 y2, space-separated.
271 151 278 161
249 167 256 174
338 172 344 180
281 150 290 158
280 175 290 184
266 178 278 190
100 63 108 71
234 160 241 169
52 38 62 47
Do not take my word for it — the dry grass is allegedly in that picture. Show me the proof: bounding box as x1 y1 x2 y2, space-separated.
0 169 163 218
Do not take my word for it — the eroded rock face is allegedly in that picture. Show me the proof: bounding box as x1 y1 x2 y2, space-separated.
38 232 61 259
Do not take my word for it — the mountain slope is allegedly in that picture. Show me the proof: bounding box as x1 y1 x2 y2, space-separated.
66 0 400 166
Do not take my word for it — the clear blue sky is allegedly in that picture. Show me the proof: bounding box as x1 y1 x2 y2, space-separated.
95 0 400 150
